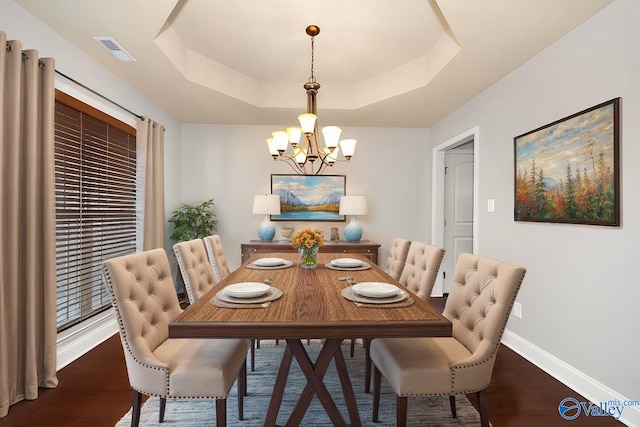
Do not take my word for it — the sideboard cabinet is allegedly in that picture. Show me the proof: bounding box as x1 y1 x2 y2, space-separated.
241 240 380 265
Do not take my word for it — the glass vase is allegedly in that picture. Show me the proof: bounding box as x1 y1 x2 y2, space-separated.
300 246 319 269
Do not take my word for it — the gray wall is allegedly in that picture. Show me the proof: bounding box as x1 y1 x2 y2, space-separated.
430 0 639 421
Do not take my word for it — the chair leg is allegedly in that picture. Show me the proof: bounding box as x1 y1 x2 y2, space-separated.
216 398 227 427
364 338 372 393
238 361 246 418
449 395 457 418
478 389 489 427
372 366 382 422
158 397 166 423
256 339 261 349
397 395 408 427
250 339 256 371
131 390 143 427
350 338 356 357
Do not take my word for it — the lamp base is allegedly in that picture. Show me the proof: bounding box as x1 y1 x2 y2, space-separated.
257 215 275 241
343 217 362 242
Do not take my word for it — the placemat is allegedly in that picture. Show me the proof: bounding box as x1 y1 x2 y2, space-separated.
210 287 283 308
341 286 414 308
246 260 294 270
324 262 371 271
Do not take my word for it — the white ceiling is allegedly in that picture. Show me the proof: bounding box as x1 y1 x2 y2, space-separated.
18 0 613 127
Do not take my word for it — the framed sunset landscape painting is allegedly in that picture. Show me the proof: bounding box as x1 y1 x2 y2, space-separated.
514 98 620 226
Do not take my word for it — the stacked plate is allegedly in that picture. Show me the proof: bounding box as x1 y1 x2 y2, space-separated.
346 282 408 304
222 282 271 299
330 258 364 268
352 282 399 298
252 257 286 267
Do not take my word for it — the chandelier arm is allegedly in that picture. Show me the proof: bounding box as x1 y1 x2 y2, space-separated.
276 153 307 174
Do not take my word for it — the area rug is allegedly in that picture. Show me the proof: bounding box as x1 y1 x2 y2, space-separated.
116 341 486 426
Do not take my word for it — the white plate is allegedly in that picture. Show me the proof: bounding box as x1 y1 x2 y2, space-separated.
223 282 271 298
331 258 363 268
352 282 399 298
253 257 285 267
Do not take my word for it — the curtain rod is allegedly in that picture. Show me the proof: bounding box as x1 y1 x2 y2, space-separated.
55 69 144 120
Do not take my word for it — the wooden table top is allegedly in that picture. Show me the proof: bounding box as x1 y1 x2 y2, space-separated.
169 252 451 340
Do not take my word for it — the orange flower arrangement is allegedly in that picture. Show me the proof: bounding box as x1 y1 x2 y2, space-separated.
290 228 325 249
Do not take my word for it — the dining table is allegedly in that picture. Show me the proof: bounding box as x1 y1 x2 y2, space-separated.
169 251 452 427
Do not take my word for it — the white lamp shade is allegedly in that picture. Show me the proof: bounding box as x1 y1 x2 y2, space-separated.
321 126 342 150
266 138 279 155
252 194 281 215
339 139 357 158
339 195 367 215
287 127 302 145
272 131 289 152
325 146 339 164
298 113 317 134
294 147 307 165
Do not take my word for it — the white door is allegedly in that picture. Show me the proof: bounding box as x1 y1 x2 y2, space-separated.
442 150 474 293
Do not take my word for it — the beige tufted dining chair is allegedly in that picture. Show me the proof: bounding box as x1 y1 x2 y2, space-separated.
398 241 446 301
202 234 262 370
102 248 248 427
175 237 256 372
370 253 526 427
361 240 445 393
350 238 410 360
384 238 411 280
173 238 217 304
203 234 231 284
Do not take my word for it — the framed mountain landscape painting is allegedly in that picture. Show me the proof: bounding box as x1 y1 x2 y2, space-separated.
514 98 620 226
271 174 346 221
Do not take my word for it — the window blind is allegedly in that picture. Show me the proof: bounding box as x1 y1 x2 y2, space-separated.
54 99 137 331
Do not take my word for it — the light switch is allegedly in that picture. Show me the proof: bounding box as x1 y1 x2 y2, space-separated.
487 199 495 212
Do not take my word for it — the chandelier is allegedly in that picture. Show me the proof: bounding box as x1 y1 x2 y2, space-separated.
266 25 356 175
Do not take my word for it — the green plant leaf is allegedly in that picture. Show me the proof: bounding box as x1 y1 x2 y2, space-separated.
169 199 218 243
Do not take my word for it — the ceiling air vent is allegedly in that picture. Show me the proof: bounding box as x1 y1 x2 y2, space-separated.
93 37 136 62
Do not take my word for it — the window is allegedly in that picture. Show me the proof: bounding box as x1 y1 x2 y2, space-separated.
54 91 137 331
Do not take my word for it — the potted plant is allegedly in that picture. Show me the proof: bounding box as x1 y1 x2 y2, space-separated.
169 199 218 243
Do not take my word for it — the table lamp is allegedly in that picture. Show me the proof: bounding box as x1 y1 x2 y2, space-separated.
252 194 281 241
339 195 368 242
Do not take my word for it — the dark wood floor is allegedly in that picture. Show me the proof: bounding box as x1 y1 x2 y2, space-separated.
1 297 623 426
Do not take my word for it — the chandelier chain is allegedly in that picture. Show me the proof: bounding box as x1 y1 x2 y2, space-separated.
309 35 316 83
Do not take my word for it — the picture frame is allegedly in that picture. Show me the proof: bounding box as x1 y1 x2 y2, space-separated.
271 174 346 221
514 97 620 226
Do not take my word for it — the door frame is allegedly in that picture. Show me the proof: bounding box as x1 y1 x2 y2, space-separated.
431 126 480 296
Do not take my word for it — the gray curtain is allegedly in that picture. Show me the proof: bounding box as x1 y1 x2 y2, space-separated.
0 31 58 418
137 117 165 250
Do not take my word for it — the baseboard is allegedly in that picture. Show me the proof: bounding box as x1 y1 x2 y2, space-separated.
56 309 118 370
502 330 640 426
